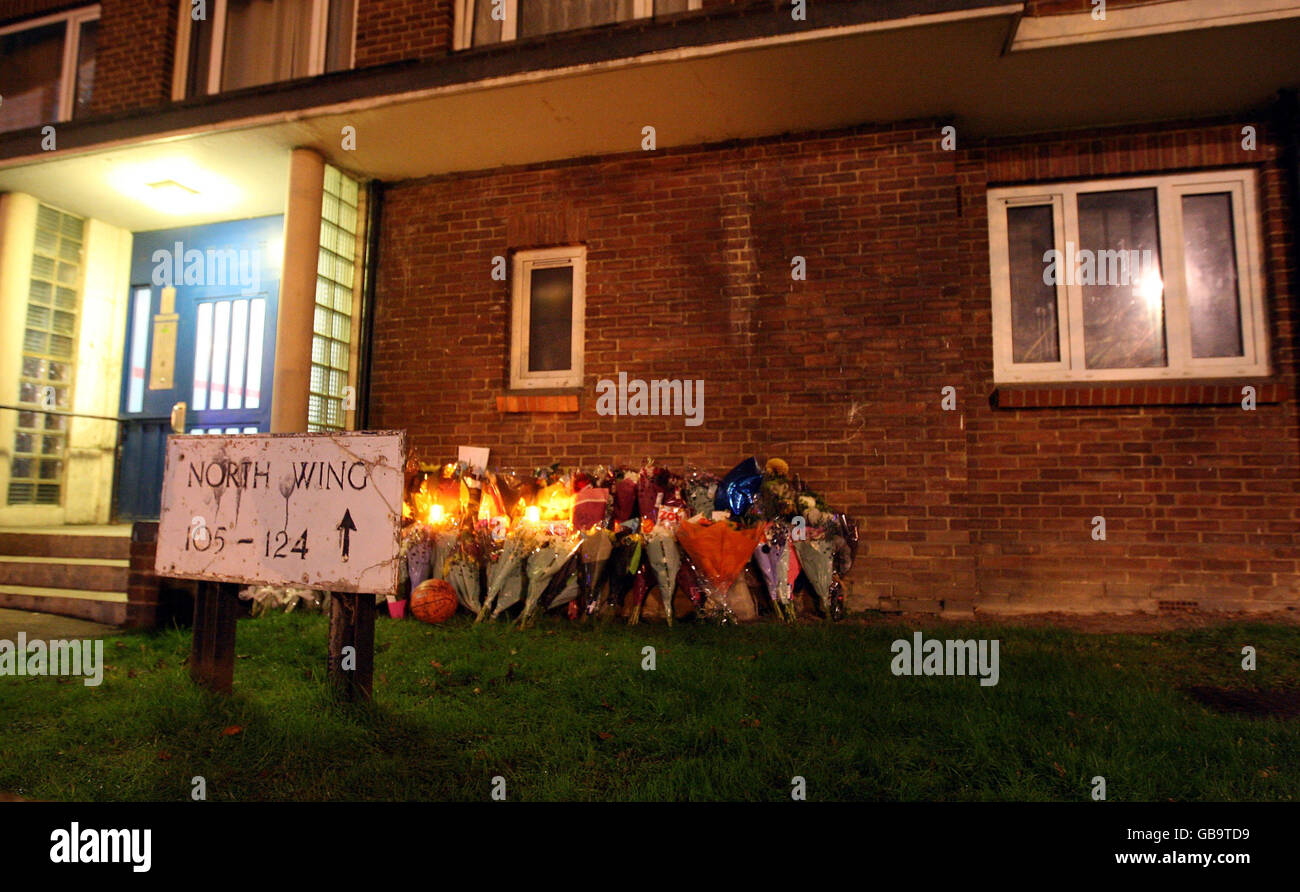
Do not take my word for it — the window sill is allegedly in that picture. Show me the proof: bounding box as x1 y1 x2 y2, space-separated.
496 394 580 413
992 380 1283 409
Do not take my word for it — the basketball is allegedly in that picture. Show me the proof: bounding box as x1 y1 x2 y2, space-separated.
411 579 458 623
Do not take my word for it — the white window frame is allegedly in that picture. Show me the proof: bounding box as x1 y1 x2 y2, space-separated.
454 0 702 50
0 5 100 124
172 0 355 100
987 169 1269 384
510 246 586 390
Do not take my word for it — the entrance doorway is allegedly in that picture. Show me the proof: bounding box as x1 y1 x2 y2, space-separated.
115 216 282 520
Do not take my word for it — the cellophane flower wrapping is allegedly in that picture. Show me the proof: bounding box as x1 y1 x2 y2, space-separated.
479 527 535 622
755 522 799 622
579 527 616 618
519 532 582 628
645 524 681 626
403 525 432 589
675 518 768 623
793 536 836 618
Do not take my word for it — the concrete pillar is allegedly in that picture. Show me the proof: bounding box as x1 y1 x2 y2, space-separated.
270 148 325 433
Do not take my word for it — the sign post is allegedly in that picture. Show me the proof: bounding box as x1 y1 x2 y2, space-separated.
155 431 404 700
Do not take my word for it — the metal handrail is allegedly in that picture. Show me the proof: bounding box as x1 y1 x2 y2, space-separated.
0 403 173 522
0 403 169 424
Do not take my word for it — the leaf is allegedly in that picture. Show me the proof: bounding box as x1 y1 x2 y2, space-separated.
157 751 172 761
597 731 613 741
221 725 243 736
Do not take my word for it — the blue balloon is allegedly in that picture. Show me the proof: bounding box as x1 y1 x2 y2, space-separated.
715 457 763 518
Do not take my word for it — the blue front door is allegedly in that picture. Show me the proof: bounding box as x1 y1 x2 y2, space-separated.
115 216 283 520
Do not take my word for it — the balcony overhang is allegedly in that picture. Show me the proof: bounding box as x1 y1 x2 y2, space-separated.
1 0 1297 231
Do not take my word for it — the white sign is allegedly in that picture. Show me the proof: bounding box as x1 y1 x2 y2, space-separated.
155 431 405 595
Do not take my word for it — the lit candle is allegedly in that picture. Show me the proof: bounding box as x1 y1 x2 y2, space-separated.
524 505 541 525
429 504 445 525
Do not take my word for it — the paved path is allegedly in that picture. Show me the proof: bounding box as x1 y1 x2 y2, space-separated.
0 607 121 640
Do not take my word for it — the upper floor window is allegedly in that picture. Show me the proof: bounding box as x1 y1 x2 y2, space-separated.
456 0 700 49
987 170 1269 384
175 0 355 98
0 6 99 133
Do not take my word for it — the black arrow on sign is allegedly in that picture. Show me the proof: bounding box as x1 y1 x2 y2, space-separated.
337 509 357 561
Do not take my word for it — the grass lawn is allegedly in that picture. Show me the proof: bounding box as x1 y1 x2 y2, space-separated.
1 613 1296 801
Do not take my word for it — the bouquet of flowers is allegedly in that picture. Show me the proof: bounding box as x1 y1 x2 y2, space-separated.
644 521 681 626
401 523 432 589
675 517 768 623
754 521 801 622
518 530 582 628
478 524 535 622
578 527 616 619
446 529 483 613
791 488 857 620
684 467 719 519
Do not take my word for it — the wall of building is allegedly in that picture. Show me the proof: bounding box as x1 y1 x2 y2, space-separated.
87 0 177 116
369 115 1298 615
960 122 1299 614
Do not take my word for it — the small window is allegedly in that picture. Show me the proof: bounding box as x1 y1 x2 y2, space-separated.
987 170 1269 383
0 6 100 134
510 246 586 390
456 0 700 49
174 0 355 98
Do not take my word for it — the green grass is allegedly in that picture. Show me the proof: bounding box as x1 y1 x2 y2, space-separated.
1 614 1296 801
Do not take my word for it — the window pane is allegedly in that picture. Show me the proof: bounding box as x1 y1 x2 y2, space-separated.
1006 205 1060 363
528 265 574 372
519 0 636 38
1077 188 1166 369
656 0 690 13
186 11 214 95
1182 193 1244 359
223 0 315 90
0 22 65 132
325 0 356 72
473 0 504 44
73 19 98 119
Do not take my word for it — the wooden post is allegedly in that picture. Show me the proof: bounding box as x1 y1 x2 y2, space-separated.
327 592 375 700
190 581 241 694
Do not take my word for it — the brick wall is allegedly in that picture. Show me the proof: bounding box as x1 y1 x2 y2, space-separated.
960 122 1299 614
355 0 453 66
88 0 177 116
371 122 978 612
371 116 1298 615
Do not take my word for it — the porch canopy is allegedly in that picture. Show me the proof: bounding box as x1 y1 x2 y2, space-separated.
0 0 1298 231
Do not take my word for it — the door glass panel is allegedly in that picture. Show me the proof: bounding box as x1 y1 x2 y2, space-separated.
192 301 213 411
127 287 150 413
245 298 266 409
227 298 249 409
1182 192 1244 359
208 300 231 410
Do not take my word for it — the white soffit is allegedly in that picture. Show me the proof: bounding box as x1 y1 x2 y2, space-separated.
1012 0 1300 52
